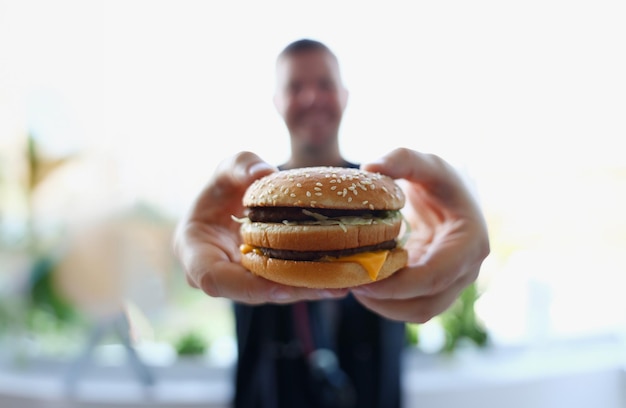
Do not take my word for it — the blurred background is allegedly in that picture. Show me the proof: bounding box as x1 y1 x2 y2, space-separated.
1 0 625 407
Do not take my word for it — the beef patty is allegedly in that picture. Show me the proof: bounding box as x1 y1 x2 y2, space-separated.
258 239 398 261
247 207 391 223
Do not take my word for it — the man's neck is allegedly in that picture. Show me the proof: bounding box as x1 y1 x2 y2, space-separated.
282 151 348 170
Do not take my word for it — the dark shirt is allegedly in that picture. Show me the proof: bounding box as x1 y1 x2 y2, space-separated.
233 162 406 408
234 297 405 408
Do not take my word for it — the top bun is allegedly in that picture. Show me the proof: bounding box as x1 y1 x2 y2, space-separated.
243 166 405 210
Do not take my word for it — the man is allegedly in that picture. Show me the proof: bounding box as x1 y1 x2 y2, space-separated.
273 40 349 170
174 39 490 408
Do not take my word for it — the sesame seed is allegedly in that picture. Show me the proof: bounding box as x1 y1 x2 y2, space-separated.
314 187 322 191
306 191 311 197
348 197 353 202
330 186 337 190
330 179 337 184
296 183 302 188
315 192 323 196
369 204 375 210
363 200 369 205
290 193 296 197
315 182 323 187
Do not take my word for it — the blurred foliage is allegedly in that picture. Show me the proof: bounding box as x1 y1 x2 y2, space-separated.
0 133 86 349
23 133 84 330
175 331 208 356
0 253 89 359
26 133 72 195
439 283 489 353
405 322 419 346
0 298 17 333
406 282 489 355
1 132 230 362
27 254 84 328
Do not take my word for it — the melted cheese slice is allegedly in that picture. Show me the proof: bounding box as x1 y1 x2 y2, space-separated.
332 250 389 281
240 244 262 255
240 244 389 281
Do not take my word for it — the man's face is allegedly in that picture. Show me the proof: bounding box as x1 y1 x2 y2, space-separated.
274 50 348 153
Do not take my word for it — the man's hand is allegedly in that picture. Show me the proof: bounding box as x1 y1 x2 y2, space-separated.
352 148 490 323
173 151 348 304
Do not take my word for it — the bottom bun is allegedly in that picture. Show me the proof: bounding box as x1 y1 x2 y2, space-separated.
241 248 408 289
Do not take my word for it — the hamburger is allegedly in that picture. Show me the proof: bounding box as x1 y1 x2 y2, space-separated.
236 166 408 289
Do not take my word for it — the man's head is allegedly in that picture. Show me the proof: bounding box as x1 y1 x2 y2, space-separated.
274 39 349 164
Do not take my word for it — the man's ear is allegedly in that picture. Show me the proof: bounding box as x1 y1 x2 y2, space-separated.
340 87 349 111
273 93 279 112
273 92 284 116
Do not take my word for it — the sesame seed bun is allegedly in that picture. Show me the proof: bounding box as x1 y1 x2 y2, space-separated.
243 166 405 210
239 166 408 288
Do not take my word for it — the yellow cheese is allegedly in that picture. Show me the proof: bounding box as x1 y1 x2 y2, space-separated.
240 244 262 255
239 244 389 281
332 250 389 281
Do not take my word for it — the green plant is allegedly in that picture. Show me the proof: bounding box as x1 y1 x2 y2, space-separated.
405 282 489 354
175 331 208 356
439 283 489 353
27 254 82 326
1 133 85 342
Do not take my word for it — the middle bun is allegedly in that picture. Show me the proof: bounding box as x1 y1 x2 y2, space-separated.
240 216 403 251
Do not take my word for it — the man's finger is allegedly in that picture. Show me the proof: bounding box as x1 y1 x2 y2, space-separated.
351 227 480 300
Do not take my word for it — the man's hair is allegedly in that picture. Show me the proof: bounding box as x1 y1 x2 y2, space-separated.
278 38 338 62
